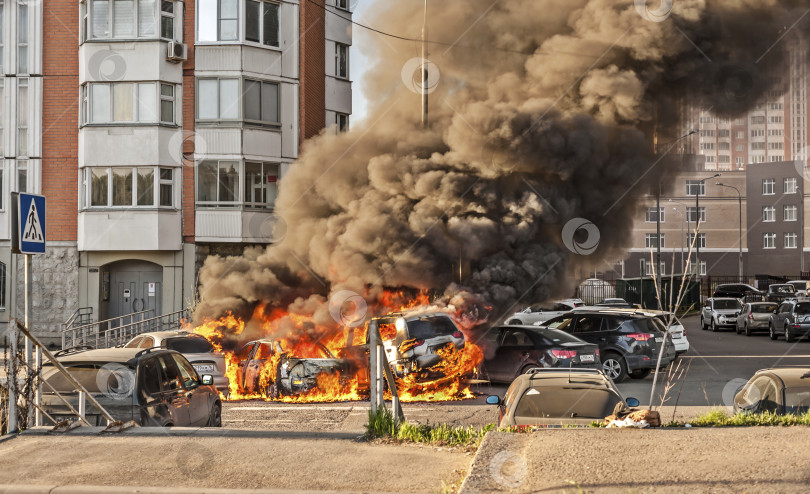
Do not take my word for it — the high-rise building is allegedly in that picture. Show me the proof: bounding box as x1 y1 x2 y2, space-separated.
1 0 353 344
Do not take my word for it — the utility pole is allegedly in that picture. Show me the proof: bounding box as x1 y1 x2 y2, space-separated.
421 0 428 129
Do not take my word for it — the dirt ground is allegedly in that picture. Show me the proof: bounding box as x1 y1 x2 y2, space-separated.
462 428 810 493
0 429 471 493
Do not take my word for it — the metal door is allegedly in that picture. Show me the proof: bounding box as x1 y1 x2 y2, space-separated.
106 261 163 321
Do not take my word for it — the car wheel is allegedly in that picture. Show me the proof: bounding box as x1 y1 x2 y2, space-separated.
769 323 777 340
710 319 717 332
629 369 651 379
507 319 522 325
785 325 794 343
601 353 627 383
745 323 752 337
207 401 222 427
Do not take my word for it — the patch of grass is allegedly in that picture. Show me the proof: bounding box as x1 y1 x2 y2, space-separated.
365 408 496 447
665 409 810 427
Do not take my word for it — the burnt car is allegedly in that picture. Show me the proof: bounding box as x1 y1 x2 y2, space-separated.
479 326 600 383
235 339 353 397
41 347 221 427
369 312 466 378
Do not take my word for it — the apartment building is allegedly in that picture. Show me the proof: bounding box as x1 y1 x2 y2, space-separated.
1 0 352 343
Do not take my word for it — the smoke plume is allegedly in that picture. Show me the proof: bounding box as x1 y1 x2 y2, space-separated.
195 0 808 333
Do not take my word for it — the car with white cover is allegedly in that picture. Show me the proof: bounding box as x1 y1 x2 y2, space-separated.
506 299 584 326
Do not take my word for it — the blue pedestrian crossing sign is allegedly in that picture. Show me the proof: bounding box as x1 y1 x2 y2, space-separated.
17 193 46 254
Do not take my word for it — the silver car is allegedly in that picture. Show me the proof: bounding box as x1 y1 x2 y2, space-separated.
736 302 779 336
124 330 229 395
701 298 743 332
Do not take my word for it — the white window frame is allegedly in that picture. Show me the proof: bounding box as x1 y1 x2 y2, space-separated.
762 178 775 195
687 233 706 249
85 166 175 209
17 78 28 158
335 42 349 79
243 79 280 126
645 233 665 249
784 205 798 222
763 233 776 250
196 78 241 122
784 177 798 194
84 82 176 125
686 207 706 223
244 0 280 47
243 161 279 209
17 1 27 74
88 0 173 40
336 113 349 133
685 180 705 197
785 233 798 249
195 160 242 206
763 206 776 222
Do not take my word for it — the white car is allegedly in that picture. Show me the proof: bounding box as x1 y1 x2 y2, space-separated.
506 299 584 325
787 280 810 297
701 298 743 332
124 330 230 394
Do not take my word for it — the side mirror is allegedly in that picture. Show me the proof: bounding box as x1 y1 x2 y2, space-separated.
201 375 214 386
486 395 501 405
626 397 640 408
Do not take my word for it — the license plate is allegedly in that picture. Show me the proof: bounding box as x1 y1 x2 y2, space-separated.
655 337 664 343
193 364 215 373
580 354 595 363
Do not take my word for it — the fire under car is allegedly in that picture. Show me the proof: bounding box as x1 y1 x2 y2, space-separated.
235 339 355 398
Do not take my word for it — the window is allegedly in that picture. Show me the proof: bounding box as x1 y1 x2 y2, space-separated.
769 142 784 150
763 233 776 249
699 130 714 137
686 207 706 223
645 234 664 249
685 180 705 197
17 79 27 157
160 0 174 39
770 116 783 124
751 116 766 125
245 0 279 46
645 207 664 223
784 205 798 222
86 166 175 208
717 130 730 138
785 177 798 194
735 131 744 139
700 142 715 151
16 160 27 192
336 113 349 133
243 79 279 124
691 261 707 276
197 78 239 121
84 82 174 124
718 155 730 163
90 0 166 38
198 0 238 41
244 162 279 209
718 142 730 150
687 233 706 249
643 261 666 276
336 0 350 9
785 233 798 249
17 1 27 74
0 1 4 73
335 43 349 79
197 161 240 205
763 206 775 222
699 116 714 124
735 144 745 152
762 179 775 195
751 142 767 150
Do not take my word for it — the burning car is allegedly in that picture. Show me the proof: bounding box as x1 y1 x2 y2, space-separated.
234 339 355 398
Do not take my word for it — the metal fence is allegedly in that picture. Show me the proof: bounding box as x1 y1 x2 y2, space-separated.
102 309 189 349
61 310 154 350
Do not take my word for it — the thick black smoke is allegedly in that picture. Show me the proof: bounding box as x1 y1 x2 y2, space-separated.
194 0 808 328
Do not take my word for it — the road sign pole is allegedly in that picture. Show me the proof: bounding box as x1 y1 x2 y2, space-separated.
24 254 33 427
7 322 17 433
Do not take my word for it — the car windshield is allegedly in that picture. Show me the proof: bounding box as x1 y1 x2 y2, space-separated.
753 304 778 313
795 303 810 315
514 387 621 419
784 386 810 413
532 328 582 344
406 317 457 339
165 336 214 353
714 300 742 310
42 362 135 396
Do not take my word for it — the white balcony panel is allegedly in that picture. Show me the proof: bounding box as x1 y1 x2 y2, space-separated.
325 7 352 45
196 210 278 243
242 46 283 79
244 128 282 158
79 42 184 84
194 46 242 72
325 76 352 114
279 2 300 80
80 127 183 167
78 211 182 251
281 83 299 159
196 128 242 156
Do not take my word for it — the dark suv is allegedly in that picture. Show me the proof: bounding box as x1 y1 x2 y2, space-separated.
713 283 761 300
540 311 676 383
768 300 810 342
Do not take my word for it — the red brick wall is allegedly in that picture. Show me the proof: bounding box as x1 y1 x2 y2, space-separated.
182 0 196 243
300 0 326 144
42 2 79 242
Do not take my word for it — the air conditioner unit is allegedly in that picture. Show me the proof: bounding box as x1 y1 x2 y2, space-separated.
167 41 188 63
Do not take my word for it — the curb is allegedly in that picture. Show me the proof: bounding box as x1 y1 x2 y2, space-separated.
0 486 396 494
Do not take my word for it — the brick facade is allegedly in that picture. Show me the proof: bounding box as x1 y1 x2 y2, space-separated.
300 0 326 143
182 0 196 243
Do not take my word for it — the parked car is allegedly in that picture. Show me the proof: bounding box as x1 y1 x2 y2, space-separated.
768 300 810 342
485 368 640 427
571 307 689 356
40 347 221 427
577 279 615 305
733 368 810 414
597 298 637 308
766 284 797 303
506 299 584 325
713 283 762 300
538 311 676 383
701 298 743 332
735 302 779 336
124 330 229 395
479 326 600 383
787 280 810 297
235 339 354 397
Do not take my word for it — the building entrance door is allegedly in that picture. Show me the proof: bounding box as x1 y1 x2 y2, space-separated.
102 260 163 322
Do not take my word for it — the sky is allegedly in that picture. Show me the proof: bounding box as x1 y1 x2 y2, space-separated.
349 1 375 125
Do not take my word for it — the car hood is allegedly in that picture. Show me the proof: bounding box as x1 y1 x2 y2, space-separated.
714 309 740 315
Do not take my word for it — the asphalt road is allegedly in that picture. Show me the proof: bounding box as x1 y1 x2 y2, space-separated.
222 314 810 431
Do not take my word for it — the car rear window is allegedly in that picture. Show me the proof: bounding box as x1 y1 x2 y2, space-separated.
753 304 778 313
165 336 214 353
784 386 810 413
795 303 810 315
791 282 807 290
714 299 742 310
42 362 135 396
406 317 457 339
533 328 582 344
621 318 665 334
514 387 621 419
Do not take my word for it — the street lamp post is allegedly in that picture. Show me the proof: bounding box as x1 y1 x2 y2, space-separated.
716 182 743 278
671 206 685 273
695 173 721 277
